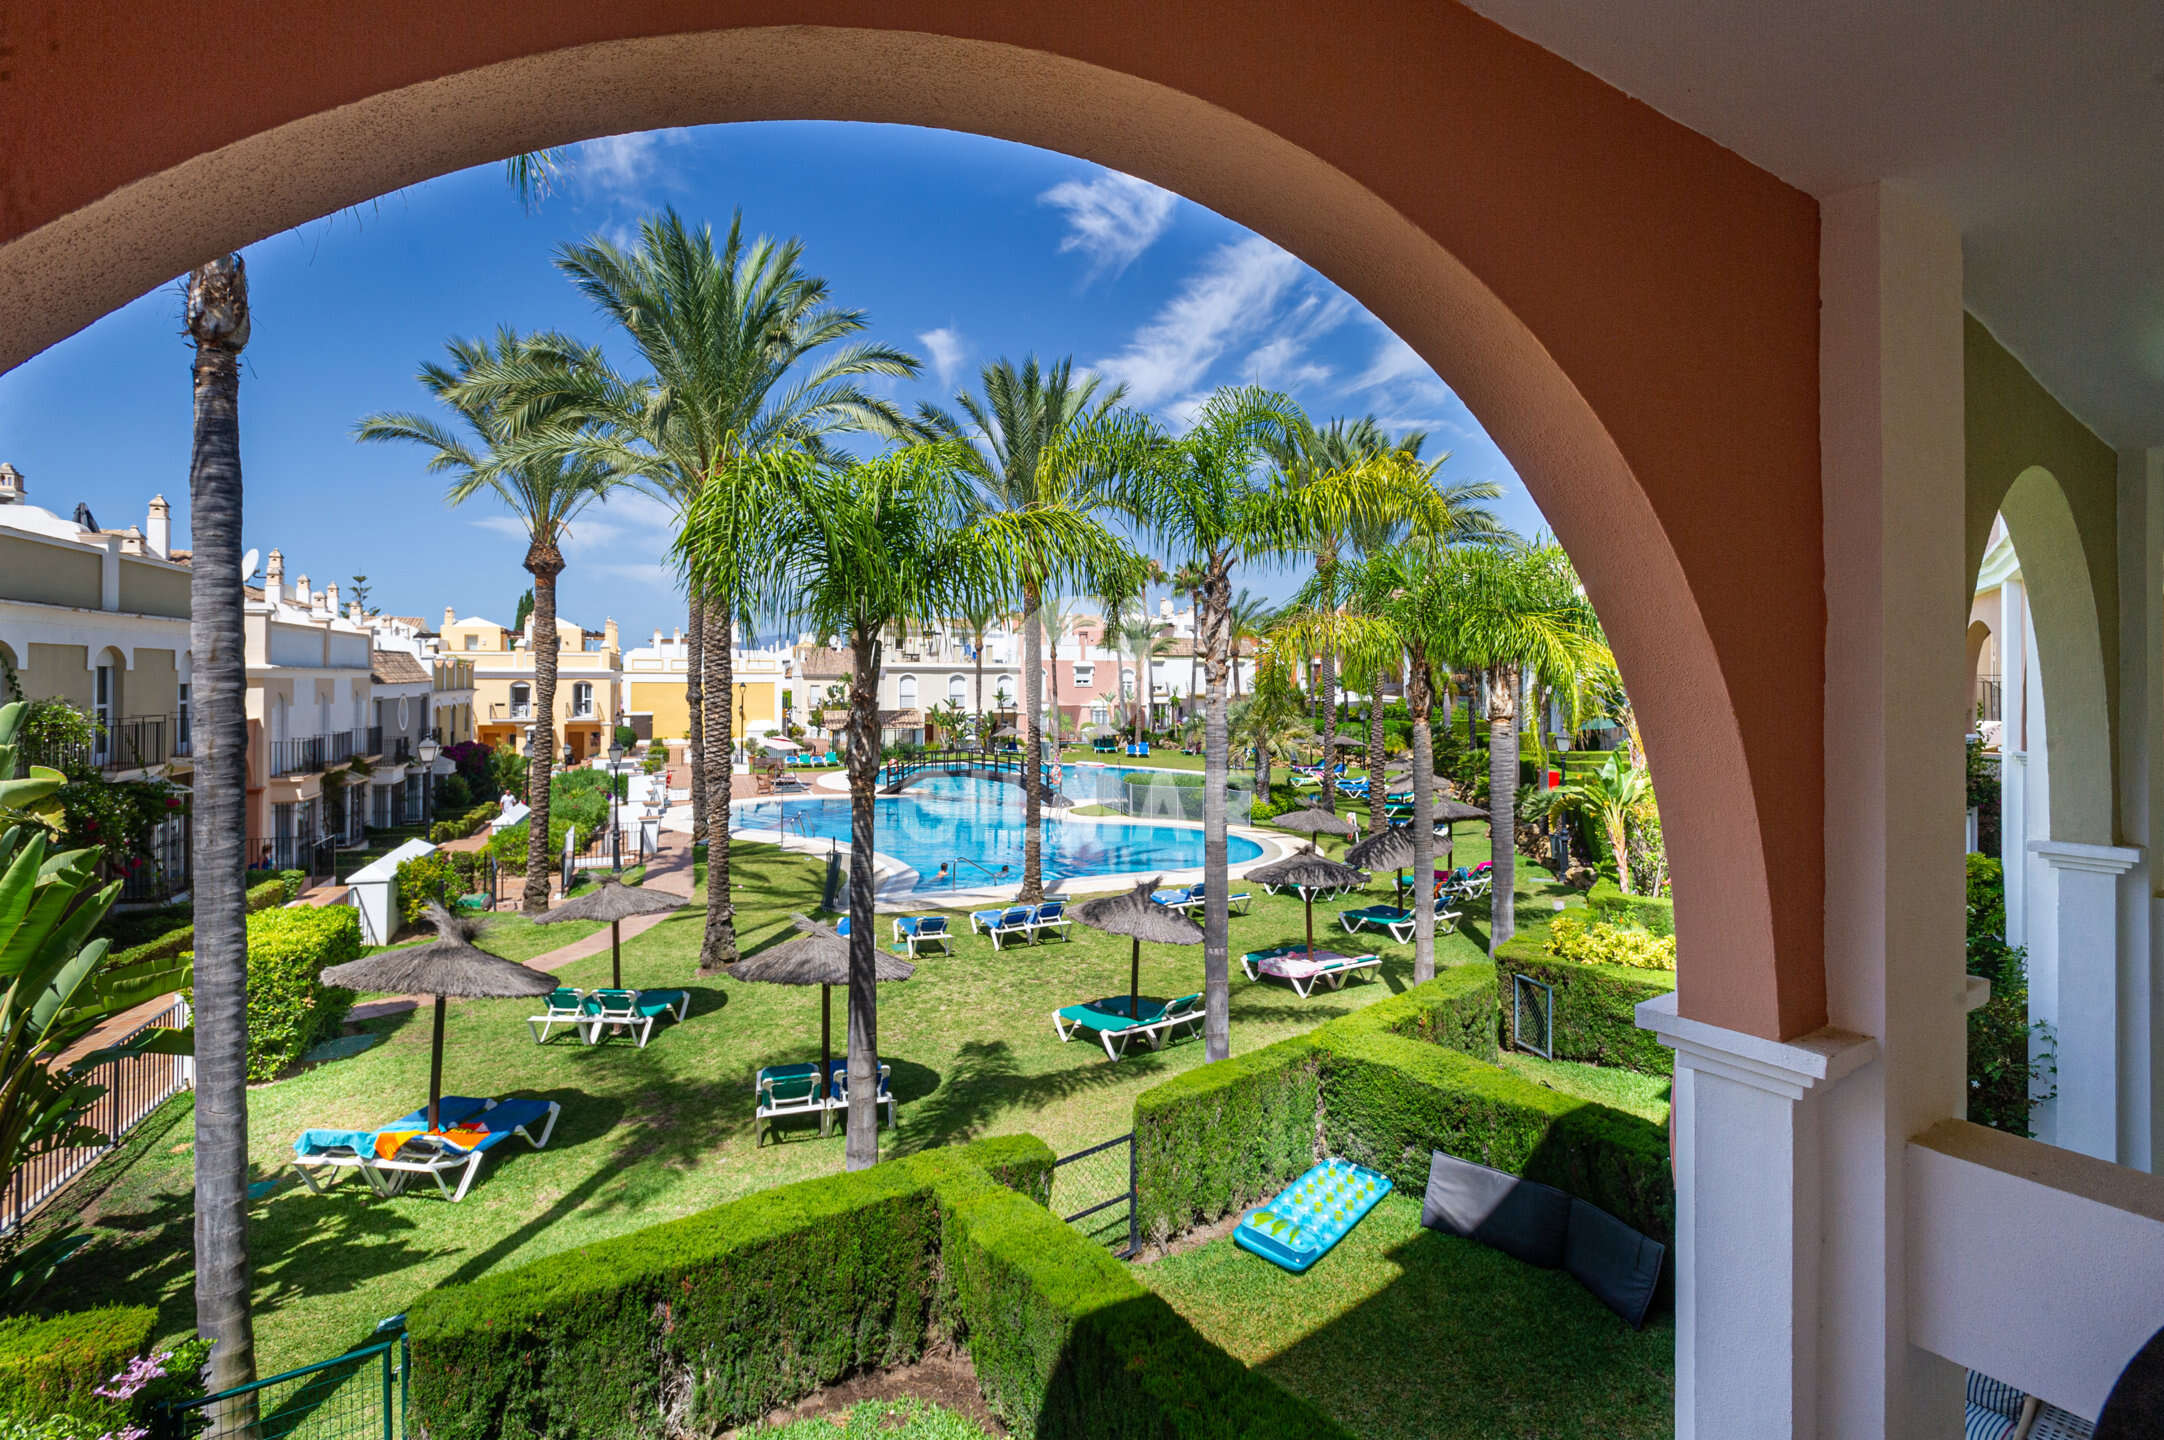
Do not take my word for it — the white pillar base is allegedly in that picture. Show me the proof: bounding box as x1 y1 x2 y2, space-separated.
2029 839 2142 1161
1638 993 1880 1439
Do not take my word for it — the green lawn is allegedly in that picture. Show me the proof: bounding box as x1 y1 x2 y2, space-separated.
1499 1053 1673 1124
45 839 1561 1374
1140 1194 1673 1440
761 1399 990 1438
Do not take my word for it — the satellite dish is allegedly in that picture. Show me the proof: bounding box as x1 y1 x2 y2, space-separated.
240 548 260 580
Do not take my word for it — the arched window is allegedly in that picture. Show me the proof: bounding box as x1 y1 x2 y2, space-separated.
948 675 966 706
898 674 919 708
573 681 593 716
510 682 531 717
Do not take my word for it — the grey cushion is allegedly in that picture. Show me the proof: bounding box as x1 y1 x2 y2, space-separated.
1964 1405 2018 1440
1420 1150 1571 1269
1563 1196 1666 1329
1966 1372 2025 1419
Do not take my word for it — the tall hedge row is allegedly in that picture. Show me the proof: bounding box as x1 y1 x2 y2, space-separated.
182 905 360 1081
407 1135 1344 1440
1131 964 1673 1251
91 876 293 1011
1585 878 1675 936
1494 928 1675 1076
0 1306 154 1421
1318 1031 1673 1243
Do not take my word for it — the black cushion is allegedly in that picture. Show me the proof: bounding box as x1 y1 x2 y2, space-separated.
1420 1149 1571 1269
1563 1195 1667 1329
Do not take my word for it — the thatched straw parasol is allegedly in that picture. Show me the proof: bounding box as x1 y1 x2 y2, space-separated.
992 724 1019 740
1247 846 1368 961
1071 877 1202 1020
1346 824 1416 904
1329 733 1368 750
1271 803 1358 844
532 876 685 988
322 904 555 1133
731 916 914 1089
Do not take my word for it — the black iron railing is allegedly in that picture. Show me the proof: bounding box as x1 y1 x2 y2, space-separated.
330 730 355 764
366 725 384 756
247 833 334 877
116 814 190 903
269 736 327 776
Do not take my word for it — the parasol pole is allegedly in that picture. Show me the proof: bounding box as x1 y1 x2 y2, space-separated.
1130 936 1141 1018
428 995 448 1133
1304 891 1318 962
611 918 623 989
821 983 833 1091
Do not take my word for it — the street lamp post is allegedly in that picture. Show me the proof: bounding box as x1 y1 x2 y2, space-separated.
416 732 441 834
607 737 625 874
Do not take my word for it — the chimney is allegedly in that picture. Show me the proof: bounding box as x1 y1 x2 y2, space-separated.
145 494 170 556
349 601 364 622
294 572 311 609
264 549 284 605
324 581 340 617
671 626 682 644
603 618 619 651
442 604 456 630
0 463 23 505
652 629 663 649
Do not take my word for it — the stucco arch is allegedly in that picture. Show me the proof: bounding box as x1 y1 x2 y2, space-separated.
0 7 1827 1038
1998 471 2114 845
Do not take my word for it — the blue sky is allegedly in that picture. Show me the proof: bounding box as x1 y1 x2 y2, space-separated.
0 122 1543 642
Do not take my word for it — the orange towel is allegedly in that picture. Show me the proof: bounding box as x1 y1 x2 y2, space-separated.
372 1123 489 1160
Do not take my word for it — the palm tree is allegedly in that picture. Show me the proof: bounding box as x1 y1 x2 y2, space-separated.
1172 560 1205 721
957 598 1003 755
1568 750 1651 892
926 357 1133 903
552 210 919 969
1236 659 1307 794
1421 542 1610 949
1040 596 1086 764
357 331 620 914
1225 589 1273 700
1122 620 1170 746
681 440 1114 1168
184 253 256 1410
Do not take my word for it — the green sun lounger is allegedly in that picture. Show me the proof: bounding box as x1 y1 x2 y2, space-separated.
1051 993 1205 1060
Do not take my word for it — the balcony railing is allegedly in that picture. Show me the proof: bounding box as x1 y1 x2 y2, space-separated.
268 736 326 776
245 832 333 877
102 714 175 770
328 731 354 764
366 725 383 756
388 735 411 763
116 814 189 903
490 702 534 721
1974 675 2003 724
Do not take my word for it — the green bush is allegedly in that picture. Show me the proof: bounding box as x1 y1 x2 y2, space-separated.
1324 963 1498 1058
1495 926 1674 1075
1317 1030 1673 1244
395 851 461 925
1543 913 1676 971
96 877 289 989
1134 1035 1322 1243
1585 878 1674 936
183 907 359 1081
407 1136 1341 1440
0 1306 154 1421
276 867 307 903
430 801 502 844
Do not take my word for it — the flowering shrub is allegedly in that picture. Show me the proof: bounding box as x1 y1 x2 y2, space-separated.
1543 913 1677 972
0 1336 210 1440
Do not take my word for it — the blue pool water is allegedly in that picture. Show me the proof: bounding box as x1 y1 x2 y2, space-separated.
735 773 1261 888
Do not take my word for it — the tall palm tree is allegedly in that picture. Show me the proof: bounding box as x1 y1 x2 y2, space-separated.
682 440 1115 1168
358 331 620 914
185 253 256 1410
1225 589 1272 701
957 598 1004 755
1421 542 1609 949
1040 596 1085 763
1122 620 1170 745
552 210 918 969
1171 560 1205 722
926 357 1133 903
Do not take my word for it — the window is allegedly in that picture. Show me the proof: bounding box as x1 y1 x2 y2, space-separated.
573 681 593 716
92 661 113 764
948 675 966 706
177 681 191 755
1073 662 1095 688
509 682 531 718
898 674 918 708
1121 667 1135 698
1091 704 1108 726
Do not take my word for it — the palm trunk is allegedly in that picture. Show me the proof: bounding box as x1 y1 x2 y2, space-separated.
522 557 561 914
698 603 738 970
687 594 705 837
1199 555 1233 1062
1408 655 1438 983
1366 665 1388 835
1019 584 1045 903
1253 722 1271 794
844 634 882 1169
1318 650 1337 809
186 255 258 1414
1487 664 1519 951
973 628 986 756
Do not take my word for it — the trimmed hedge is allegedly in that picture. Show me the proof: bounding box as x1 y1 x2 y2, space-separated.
1495 927 1674 1076
408 1135 1344 1440
1134 1035 1322 1243
429 802 501 844
0 1306 154 1421
1316 1030 1673 1244
184 906 359 1081
1586 878 1675 936
1133 968 1501 1242
94 877 291 1008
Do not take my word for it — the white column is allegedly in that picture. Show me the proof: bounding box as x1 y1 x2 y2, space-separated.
2120 444 2164 1172
1638 994 1877 1438
2031 840 2142 1161
2001 577 2031 947
1815 181 1970 1437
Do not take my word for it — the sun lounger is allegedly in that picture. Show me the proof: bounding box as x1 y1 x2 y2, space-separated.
1240 947 1382 997
1029 900 1072 942
291 1093 492 1195
976 906 1034 950
1051 992 1206 1061
363 1097 560 1202
825 1059 897 1129
969 907 1006 934
892 914 953 957
1338 901 1463 944
756 1062 826 1143
1152 885 1195 909
527 986 587 1043
580 987 690 1048
1186 883 1251 916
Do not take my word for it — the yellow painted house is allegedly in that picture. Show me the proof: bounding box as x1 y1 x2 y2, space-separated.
620 628 786 744
440 607 623 763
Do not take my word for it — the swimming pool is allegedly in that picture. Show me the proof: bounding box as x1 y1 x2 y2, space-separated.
735 773 1262 889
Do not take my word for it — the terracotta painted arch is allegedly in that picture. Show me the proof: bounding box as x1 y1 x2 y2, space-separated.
0 4 1826 1038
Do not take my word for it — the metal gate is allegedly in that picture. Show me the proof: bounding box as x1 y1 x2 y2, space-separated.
1052 1133 1138 1259
1511 972 1555 1059
154 1319 407 1440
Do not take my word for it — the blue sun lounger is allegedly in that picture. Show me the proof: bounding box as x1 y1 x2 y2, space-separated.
1339 897 1463 944
293 1096 560 1202
977 906 1034 949
893 914 953 957
1029 900 1072 942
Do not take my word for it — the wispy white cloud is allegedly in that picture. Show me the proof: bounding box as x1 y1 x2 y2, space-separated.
1040 170 1177 280
1348 332 1435 393
1094 237 1304 409
1243 336 1333 392
918 327 968 392
574 129 690 200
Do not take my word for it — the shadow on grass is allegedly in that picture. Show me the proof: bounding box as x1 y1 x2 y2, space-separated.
902 1039 1179 1150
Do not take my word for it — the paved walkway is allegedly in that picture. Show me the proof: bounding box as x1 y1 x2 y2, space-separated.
345 830 698 1022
